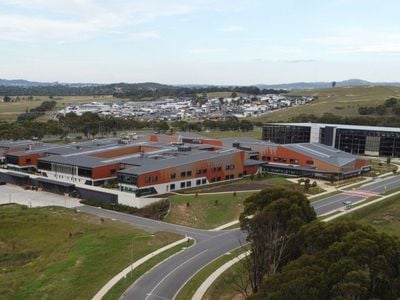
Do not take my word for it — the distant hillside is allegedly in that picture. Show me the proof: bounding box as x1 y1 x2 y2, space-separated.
0 79 60 87
251 85 400 122
256 79 400 90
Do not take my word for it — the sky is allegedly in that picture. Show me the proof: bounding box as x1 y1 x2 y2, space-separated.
1 0 400 85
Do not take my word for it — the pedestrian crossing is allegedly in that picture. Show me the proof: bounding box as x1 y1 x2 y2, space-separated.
342 189 379 198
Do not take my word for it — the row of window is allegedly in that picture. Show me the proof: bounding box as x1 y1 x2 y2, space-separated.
145 175 158 183
262 156 311 165
169 178 207 190
170 165 233 180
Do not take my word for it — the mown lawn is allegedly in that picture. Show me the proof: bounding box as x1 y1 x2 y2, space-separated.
203 259 248 300
179 174 294 194
365 160 398 177
0 204 180 300
164 192 254 229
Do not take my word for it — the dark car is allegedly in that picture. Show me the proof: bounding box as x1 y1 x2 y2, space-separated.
0 181 6 185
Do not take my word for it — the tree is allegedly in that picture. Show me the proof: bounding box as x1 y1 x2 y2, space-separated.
3 95 11 103
385 97 398 107
240 188 316 295
332 81 336 88
387 157 391 164
375 105 386 115
155 121 169 132
253 221 400 300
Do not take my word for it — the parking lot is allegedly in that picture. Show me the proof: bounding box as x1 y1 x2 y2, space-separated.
0 184 82 208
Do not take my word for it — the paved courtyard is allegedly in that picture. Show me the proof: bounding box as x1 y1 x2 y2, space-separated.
0 184 82 208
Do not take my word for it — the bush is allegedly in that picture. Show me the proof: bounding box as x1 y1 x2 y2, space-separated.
80 198 170 220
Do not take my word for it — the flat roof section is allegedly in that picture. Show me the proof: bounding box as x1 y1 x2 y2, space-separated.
267 122 400 133
284 143 356 167
120 149 240 175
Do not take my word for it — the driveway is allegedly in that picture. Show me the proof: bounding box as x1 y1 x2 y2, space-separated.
0 184 81 208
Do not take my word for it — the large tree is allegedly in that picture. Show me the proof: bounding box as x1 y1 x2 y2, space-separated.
240 188 316 295
253 221 400 300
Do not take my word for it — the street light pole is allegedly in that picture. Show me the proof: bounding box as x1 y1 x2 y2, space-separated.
130 234 155 279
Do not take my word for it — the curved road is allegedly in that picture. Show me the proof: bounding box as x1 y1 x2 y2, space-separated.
78 174 400 300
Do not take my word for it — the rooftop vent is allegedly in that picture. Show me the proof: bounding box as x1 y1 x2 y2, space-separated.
178 146 192 152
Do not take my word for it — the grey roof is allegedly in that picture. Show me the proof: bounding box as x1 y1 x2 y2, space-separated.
284 143 357 167
244 159 265 167
0 140 38 148
9 138 140 157
220 136 261 143
8 143 62 157
39 154 110 168
269 122 400 133
177 131 208 139
120 149 240 175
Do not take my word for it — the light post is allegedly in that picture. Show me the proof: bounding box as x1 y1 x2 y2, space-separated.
130 234 155 279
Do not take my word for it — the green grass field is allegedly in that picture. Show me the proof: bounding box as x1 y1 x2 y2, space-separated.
251 86 400 122
0 204 180 299
339 193 400 237
164 192 254 229
0 95 124 122
103 240 193 300
178 175 300 194
203 258 247 300
366 160 398 177
200 128 262 139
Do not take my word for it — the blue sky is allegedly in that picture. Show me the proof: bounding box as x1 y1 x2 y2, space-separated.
1 0 400 84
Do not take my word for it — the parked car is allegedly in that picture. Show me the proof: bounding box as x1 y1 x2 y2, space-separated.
0 181 6 185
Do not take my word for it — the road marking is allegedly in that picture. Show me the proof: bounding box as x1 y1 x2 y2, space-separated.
145 249 209 300
146 294 170 300
313 194 361 209
343 190 378 197
314 177 400 211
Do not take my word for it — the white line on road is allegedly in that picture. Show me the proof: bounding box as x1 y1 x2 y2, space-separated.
145 249 209 300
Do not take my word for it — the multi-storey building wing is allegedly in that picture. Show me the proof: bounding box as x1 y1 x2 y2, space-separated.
263 123 400 157
2 133 369 196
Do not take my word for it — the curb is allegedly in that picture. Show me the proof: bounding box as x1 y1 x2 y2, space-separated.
191 251 250 300
92 237 189 300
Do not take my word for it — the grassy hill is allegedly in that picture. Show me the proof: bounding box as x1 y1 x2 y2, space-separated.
0 95 123 122
0 204 179 299
251 85 400 122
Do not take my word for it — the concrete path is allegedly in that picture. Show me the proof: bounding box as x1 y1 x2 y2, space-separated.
191 251 250 300
210 220 240 231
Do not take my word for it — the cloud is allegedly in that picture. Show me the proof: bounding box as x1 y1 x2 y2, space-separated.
189 48 226 55
309 29 400 55
218 25 244 33
0 0 203 42
131 31 160 40
281 59 317 63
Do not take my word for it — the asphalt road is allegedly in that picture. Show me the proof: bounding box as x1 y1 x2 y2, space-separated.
313 175 400 215
79 175 400 300
77 205 246 300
